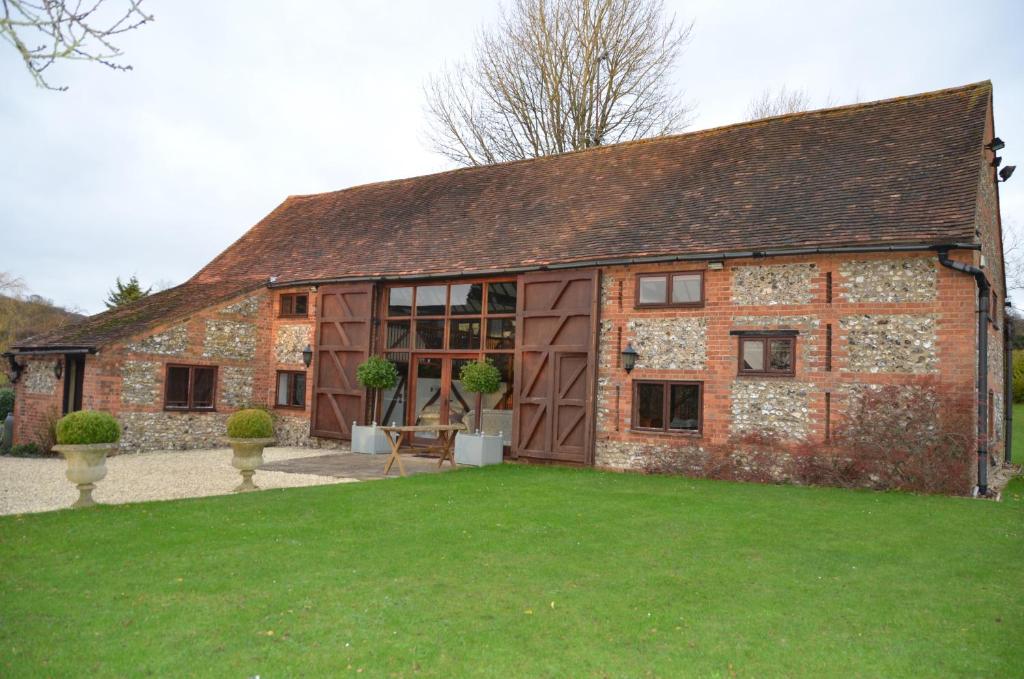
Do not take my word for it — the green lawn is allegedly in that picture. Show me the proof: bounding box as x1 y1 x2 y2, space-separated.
1 466 1022 677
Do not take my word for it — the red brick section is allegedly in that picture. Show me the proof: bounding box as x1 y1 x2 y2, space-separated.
596 252 979 479
192 82 990 287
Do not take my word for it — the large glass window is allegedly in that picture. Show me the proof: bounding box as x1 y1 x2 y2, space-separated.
415 285 447 316
164 365 217 411
449 283 483 315
634 381 701 433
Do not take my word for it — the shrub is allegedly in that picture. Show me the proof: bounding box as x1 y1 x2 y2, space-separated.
1013 352 1024 403
226 408 274 439
8 443 43 457
55 410 121 445
459 359 501 395
356 356 399 390
0 388 13 420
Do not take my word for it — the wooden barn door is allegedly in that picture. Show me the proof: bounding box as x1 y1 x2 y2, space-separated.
311 283 373 440
513 270 599 464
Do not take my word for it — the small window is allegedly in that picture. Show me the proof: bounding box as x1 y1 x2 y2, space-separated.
739 336 795 376
633 381 701 433
636 272 703 307
164 365 217 411
279 293 308 317
276 371 307 409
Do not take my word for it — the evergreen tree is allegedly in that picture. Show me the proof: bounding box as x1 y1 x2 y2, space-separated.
104 276 151 309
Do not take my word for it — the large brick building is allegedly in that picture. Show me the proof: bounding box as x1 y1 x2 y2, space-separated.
5 81 1011 494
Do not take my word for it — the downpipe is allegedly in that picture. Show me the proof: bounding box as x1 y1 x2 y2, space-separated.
937 249 990 495
1006 314 1014 464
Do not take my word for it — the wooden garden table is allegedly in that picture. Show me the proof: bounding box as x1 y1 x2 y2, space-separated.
380 424 466 477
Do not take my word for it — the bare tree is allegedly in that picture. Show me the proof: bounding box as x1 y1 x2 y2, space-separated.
1 0 153 91
745 86 817 120
424 0 694 166
1003 219 1024 293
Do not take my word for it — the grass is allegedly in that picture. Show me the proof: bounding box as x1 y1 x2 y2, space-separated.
1 469 1022 676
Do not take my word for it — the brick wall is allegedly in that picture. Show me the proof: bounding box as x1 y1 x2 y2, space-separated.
594 251 985 492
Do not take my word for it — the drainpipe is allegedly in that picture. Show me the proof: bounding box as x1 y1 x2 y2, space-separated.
1005 314 1013 464
937 248 990 495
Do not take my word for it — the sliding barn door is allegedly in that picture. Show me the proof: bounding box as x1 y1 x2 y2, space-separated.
311 283 373 440
513 270 599 464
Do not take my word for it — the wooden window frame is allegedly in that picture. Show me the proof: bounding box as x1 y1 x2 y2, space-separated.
279 292 309 318
275 370 307 410
163 364 218 412
381 279 517 355
737 335 797 377
634 271 705 309
631 380 703 435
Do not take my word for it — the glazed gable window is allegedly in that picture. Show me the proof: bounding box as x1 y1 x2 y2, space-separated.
633 381 701 433
164 365 217 411
279 293 308 317
635 272 703 308
738 335 795 376
276 371 306 408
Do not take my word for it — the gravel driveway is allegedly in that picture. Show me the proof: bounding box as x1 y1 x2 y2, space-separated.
0 447 356 516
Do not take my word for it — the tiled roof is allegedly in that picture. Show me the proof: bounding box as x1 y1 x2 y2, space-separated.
18 81 991 350
12 280 261 350
194 81 990 285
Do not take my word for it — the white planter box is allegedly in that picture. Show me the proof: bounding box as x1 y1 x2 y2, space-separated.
454 432 504 467
350 424 392 455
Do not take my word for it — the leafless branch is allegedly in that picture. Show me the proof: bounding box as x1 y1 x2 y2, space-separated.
424 0 694 166
1 0 153 91
744 85 844 121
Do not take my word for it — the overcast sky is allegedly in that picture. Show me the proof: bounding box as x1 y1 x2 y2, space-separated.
2 0 1022 314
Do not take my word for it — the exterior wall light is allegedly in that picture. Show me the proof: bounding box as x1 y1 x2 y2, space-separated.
621 343 638 373
54 359 63 380
707 261 724 271
999 165 1016 182
302 344 314 368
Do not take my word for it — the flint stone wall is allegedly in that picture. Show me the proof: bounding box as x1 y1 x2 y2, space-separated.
23 361 57 395
203 320 256 360
275 325 312 365
731 380 812 441
219 366 254 407
839 258 937 303
732 264 815 306
219 295 260 317
118 411 229 452
627 317 706 370
840 314 938 373
126 324 188 356
121 360 160 405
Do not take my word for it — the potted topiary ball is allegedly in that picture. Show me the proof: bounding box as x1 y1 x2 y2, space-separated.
226 409 276 492
454 359 504 467
52 410 121 508
351 355 399 454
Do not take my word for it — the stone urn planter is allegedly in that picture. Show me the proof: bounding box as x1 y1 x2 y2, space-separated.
225 409 276 492
52 442 117 508
51 410 122 509
454 431 504 467
351 422 392 455
227 437 276 492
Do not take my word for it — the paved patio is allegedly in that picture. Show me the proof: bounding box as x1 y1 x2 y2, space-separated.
260 451 457 479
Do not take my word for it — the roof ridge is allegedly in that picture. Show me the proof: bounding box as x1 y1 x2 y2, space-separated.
285 80 992 201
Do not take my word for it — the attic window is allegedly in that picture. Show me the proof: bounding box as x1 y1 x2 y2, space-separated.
280 293 308 318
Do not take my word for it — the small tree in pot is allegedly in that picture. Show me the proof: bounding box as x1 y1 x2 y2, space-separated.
455 359 504 467
226 409 275 492
352 356 399 454
52 410 121 508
